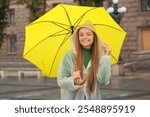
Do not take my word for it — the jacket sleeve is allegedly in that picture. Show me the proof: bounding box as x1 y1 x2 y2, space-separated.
57 53 82 91
97 55 111 85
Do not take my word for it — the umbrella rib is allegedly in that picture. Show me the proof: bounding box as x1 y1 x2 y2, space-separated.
72 8 123 33
29 21 69 27
28 21 70 31
49 21 70 31
48 31 72 76
73 7 97 29
94 24 123 32
110 53 118 63
60 28 73 45
60 4 72 27
49 32 70 37
24 29 70 57
73 15 84 31
95 23 123 63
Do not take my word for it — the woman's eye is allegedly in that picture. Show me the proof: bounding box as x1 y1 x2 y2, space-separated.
87 33 92 36
79 34 83 37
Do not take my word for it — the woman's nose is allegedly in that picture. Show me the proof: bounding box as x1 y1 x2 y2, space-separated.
82 34 87 38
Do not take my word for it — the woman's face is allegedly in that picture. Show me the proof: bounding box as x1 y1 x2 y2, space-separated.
78 27 94 49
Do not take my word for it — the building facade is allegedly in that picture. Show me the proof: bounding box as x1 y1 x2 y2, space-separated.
119 0 150 58
0 0 150 73
0 0 76 63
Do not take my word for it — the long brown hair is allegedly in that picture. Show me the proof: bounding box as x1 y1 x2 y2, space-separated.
75 28 100 92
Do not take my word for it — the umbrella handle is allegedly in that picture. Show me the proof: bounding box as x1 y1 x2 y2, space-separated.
75 72 87 85
74 53 87 85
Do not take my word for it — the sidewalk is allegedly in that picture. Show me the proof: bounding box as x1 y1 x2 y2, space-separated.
1 73 150 91
112 72 150 80
0 72 150 100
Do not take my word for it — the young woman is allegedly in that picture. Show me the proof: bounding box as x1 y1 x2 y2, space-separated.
57 21 111 100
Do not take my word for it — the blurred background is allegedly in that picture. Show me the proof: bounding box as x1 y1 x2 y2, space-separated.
0 0 150 100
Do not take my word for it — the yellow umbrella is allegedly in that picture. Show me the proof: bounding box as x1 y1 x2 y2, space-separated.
24 4 126 77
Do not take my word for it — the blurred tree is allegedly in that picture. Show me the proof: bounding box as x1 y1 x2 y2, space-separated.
0 0 10 48
17 0 47 21
74 0 104 7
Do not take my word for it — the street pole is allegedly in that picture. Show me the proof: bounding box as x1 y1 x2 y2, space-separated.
107 0 127 75
107 0 127 24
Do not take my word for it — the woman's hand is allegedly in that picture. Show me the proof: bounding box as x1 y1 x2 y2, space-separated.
74 70 81 84
74 70 87 85
103 43 111 55
74 70 81 79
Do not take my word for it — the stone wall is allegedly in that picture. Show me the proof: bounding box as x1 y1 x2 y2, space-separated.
0 2 30 62
0 0 75 63
119 0 150 59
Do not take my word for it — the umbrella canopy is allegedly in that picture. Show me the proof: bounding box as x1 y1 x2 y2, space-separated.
24 4 126 77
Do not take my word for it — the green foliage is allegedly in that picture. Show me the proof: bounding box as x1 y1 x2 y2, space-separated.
74 0 104 7
0 0 10 48
17 0 47 22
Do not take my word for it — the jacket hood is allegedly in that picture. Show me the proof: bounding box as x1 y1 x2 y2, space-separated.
70 20 103 54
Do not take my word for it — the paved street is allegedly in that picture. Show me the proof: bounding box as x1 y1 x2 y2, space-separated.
0 72 150 100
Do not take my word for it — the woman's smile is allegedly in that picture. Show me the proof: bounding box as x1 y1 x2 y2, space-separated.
78 27 94 49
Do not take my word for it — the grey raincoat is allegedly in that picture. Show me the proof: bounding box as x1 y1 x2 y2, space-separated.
57 21 111 100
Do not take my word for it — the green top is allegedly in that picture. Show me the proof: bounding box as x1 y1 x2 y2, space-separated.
83 48 91 68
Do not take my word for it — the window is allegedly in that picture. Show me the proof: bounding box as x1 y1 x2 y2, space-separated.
9 35 17 53
141 0 150 11
9 9 15 24
141 29 150 50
